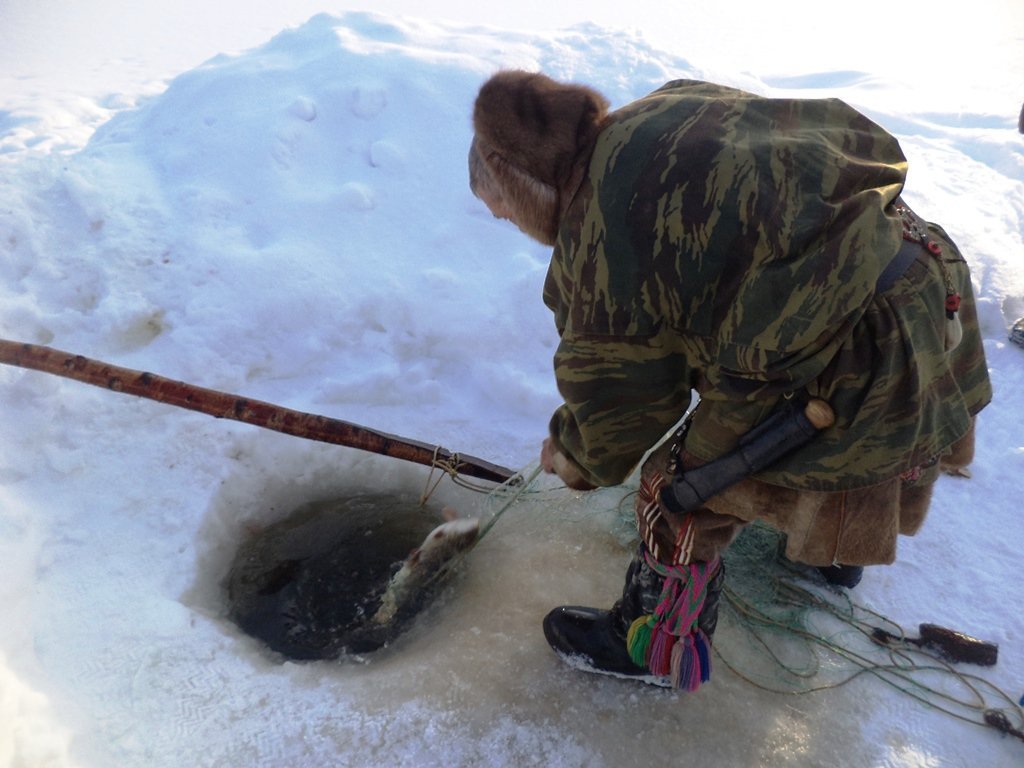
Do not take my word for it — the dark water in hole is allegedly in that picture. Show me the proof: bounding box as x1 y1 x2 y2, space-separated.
225 493 445 660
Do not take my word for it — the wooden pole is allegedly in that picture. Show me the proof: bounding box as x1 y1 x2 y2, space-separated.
0 339 517 484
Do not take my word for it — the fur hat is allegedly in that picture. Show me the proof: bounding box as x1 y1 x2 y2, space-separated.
470 70 609 244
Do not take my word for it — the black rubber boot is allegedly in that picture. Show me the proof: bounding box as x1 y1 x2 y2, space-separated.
542 606 657 680
542 551 724 685
815 563 864 589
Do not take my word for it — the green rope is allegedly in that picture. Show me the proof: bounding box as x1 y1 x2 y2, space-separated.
576 488 1022 744
425 469 1023 746
716 522 1024 744
477 464 544 541
407 464 544 596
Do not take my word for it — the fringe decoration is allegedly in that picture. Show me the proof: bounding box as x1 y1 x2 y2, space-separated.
695 629 712 683
670 630 713 691
648 622 676 676
626 615 654 668
626 548 720 691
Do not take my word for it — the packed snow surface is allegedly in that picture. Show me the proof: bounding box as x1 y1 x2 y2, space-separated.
1 10 1022 768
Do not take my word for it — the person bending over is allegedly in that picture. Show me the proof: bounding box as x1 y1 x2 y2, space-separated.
468 71 991 690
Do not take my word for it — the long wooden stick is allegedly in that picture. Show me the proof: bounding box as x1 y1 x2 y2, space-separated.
0 339 516 484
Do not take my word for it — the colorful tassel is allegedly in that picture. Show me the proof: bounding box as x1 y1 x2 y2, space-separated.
669 634 703 691
695 629 712 683
647 625 675 676
626 615 654 668
622 549 721 691
669 640 683 688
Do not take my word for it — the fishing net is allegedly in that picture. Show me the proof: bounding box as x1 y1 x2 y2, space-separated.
716 520 1024 742
465 468 1024 744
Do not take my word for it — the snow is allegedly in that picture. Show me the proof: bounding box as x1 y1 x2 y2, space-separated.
1 5 1023 767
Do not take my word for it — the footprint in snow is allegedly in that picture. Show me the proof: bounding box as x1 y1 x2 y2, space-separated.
369 140 404 172
338 182 375 211
288 97 317 122
350 86 387 120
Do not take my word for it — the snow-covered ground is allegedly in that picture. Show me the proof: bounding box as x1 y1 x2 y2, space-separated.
1 6 1022 767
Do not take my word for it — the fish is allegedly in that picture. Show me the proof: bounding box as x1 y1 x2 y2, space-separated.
225 494 479 660
370 517 480 626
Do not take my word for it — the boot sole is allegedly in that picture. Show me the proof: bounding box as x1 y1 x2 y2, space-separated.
550 648 674 688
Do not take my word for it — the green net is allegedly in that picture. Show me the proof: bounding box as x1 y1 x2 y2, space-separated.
466 468 1024 744
717 521 1023 742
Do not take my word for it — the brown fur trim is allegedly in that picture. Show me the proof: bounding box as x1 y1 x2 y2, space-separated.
471 135 560 244
471 70 609 244
940 415 976 471
639 440 942 567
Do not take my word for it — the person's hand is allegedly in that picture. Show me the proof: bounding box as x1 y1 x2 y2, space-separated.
540 438 596 490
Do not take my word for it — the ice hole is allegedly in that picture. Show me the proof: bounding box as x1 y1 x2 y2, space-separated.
184 437 483 662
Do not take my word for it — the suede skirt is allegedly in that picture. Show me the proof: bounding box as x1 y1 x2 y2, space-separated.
636 418 977 567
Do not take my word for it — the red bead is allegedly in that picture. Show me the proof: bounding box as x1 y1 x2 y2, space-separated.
927 241 943 255
945 293 961 312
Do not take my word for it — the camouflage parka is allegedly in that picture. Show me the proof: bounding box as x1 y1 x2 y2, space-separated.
544 80 991 491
